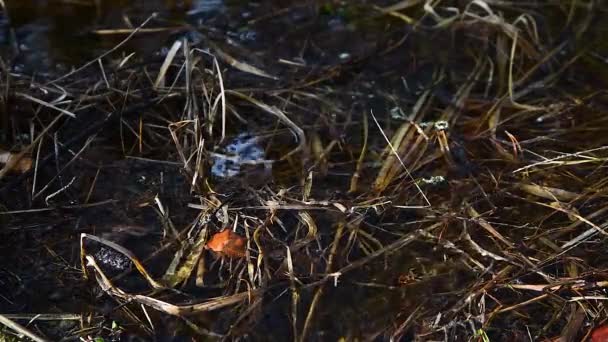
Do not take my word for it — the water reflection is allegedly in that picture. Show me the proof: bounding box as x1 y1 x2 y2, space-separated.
187 0 224 17
211 133 271 179
1 0 231 73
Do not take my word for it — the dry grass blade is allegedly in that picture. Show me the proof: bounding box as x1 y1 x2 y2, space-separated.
518 183 580 201
163 238 206 287
559 306 586 342
513 146 608 173
561 221 608 250
373 87 432 194
84 255 255 316
442 57 487 123
92 27 185 35
467 204 513 248
373 2 420 24
496 294 550 314
0 314 82 321
507 279 608 293
226 90 306 159
208 40 278 80
154 39 183 89
80 234 166 290
15 92 77 118
370 110 431 206
212 57 227 141
300 222 344 342
349 111 368 193
293 211 318 250
308 223 441 288
286 246 299 342
380 0 424 12
0 114 64 180
530 199 608 238
0 314 50 342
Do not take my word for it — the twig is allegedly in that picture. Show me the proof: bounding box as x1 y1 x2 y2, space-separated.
0 314 50 342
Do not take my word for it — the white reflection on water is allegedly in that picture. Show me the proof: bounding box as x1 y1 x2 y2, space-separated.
187 0 225 16
211 133 272 178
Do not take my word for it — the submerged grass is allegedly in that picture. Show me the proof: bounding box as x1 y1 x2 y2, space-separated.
1 0 608 340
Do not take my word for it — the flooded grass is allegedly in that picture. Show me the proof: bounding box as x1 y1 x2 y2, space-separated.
2 0 608 341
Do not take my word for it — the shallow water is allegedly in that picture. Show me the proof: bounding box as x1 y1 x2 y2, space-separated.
2 1 249 72
2 1 608 341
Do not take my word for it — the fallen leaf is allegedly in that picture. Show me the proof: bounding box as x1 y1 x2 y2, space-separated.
592 325 608 342
0 149 33 174
205 229 246 258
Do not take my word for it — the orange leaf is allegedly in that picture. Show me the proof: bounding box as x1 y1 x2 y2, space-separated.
592 325 608 342
205 229 246 258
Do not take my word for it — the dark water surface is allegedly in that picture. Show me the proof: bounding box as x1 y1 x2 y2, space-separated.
5 0 241 72
2 1 608 341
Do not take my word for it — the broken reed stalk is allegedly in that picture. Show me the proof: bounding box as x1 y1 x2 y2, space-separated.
0 314 50 342
84 255 254 315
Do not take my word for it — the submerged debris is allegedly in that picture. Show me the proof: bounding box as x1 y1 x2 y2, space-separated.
94 247 131 272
